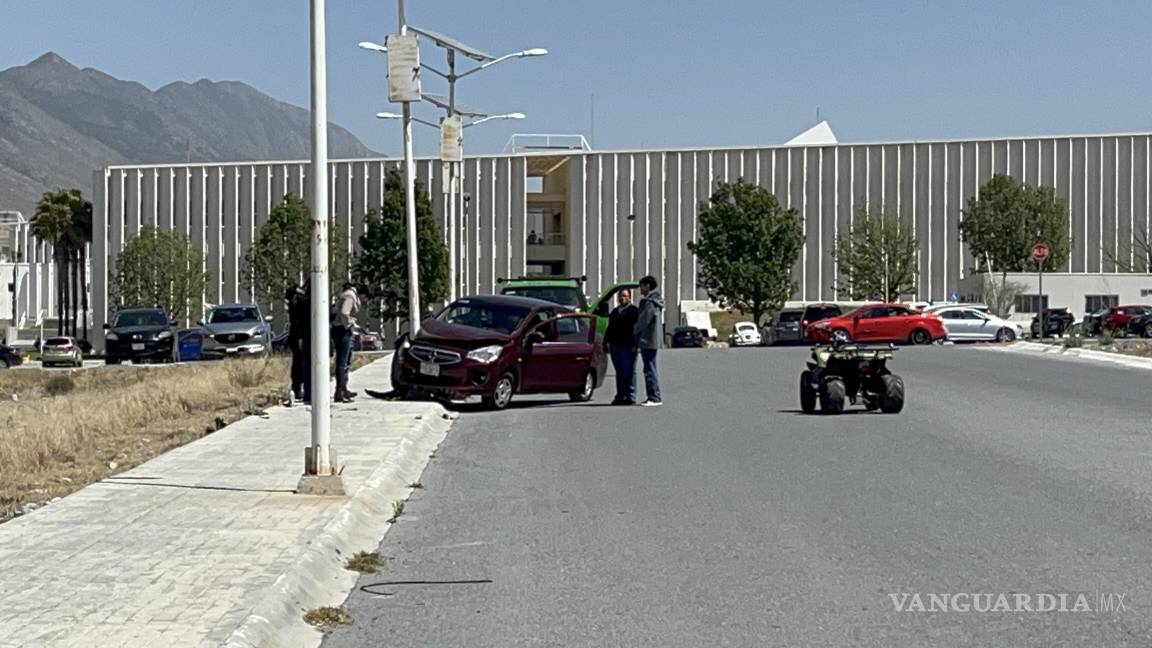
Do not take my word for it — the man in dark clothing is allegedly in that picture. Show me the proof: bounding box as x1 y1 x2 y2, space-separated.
286 283 310 401
633 275 665 406
603 288 639 405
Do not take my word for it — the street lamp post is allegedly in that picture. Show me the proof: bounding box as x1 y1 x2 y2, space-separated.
298 0 342 495
362 31 544 303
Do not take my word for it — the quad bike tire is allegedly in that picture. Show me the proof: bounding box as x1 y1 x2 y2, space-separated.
799 370 817 414
820 377 846 414
879 374 905 413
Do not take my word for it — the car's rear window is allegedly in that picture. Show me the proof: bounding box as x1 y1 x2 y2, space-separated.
45 337 71 345
803 305 841 321
778 311 803 322
500 286 585 309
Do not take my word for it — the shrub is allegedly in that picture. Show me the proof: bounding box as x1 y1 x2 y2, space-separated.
1099 328 1115 346
43 375 76 397
1063 332 1083 349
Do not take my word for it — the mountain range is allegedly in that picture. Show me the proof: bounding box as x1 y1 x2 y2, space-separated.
0 52 376 217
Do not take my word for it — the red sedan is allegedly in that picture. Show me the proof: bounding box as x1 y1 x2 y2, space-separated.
1102 305 1152 334
806 303 948 345
393 295 607 410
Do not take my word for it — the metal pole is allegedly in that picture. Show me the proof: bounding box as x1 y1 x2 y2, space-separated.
446 50 457 302
400 0 422 333
1038 258 1044 339
307 0 333 477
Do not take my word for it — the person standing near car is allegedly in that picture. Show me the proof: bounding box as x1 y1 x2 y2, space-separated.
633 275 665 407
331 282 360 403
286 284 310 401
603 288 639 405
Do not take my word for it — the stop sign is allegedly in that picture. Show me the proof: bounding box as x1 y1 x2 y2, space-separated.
1032 242 1050 263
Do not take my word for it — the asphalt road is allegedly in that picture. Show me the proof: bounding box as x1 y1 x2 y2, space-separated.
324 345 1152 648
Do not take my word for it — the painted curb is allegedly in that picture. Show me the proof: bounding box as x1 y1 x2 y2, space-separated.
223 405 453 648
222 356 456 648
995 341 1152 371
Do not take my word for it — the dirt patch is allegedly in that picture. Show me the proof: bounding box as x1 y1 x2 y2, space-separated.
0 354 379 523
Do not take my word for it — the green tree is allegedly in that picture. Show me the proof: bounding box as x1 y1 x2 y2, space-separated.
833 209 918 302
960 175 1070 315
31 188 90 337
111 226 209 321
244 194 348 322
354 169 449 327
687 180 805 326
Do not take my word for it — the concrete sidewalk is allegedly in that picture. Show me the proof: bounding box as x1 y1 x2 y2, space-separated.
0 355 453 648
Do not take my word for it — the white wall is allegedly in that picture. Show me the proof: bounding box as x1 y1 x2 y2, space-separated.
959 272 1152 320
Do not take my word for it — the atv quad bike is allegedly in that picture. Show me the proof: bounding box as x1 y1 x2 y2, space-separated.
799 342 904 414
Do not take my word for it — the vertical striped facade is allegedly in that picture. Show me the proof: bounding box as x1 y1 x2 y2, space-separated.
91 131 1152 344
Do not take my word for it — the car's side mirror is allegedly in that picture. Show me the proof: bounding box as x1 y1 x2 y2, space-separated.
526 330 546 345
169 320 178 327
103 323 111 330
196 320 204 327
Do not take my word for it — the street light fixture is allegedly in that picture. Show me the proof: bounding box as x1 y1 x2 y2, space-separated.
377 111 524 130
365 27 544 302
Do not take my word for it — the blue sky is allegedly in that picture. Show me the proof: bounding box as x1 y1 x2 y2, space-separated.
3 1 1151 156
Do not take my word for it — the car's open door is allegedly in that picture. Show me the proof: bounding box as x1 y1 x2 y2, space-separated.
521 313 596 392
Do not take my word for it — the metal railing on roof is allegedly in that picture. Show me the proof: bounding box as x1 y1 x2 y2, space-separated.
504 134 592 154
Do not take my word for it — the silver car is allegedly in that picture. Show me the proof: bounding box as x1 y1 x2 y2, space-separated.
41 336 84 368
199 304 273 358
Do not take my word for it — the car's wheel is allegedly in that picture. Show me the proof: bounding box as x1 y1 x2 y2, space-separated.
820 377 846 414
482 371 516 410
569 370 596 402
879 374 905 413
799 371 817 414
1144 322 1152 338
831 328 851 343
0 358 8 369
994 327 1015 343
908 328 932 345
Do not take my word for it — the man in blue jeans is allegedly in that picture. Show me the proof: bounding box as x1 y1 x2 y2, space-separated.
331 282 364 403
603 289 639 405
633 275 665 407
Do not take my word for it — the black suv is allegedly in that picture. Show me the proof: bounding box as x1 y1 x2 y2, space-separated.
800 303 843 340
104 308 178 364
0 344 23 369
1030 308 1075 338
670 326 706 348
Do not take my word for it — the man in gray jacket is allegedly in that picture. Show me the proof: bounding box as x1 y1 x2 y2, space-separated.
633 275 665 406
331 283 362 403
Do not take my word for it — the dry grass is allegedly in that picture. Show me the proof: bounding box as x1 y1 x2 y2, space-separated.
0 354 377 523
344 551 381 573
303 606 353 627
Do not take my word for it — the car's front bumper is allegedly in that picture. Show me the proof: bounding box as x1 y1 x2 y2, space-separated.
106 339 174 359
201 342 268 358
395 348 498 398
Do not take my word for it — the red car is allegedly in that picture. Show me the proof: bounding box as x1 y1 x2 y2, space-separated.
393 295 607 410
806 303 947 345
1101 305 1152 334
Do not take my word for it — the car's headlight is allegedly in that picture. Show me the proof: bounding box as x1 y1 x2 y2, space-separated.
106 333 119 341
813 322 829 329
467 344 503 364
157 331 173 340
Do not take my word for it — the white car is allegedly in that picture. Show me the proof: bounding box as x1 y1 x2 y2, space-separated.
933 306 1023 342
729 321 762 347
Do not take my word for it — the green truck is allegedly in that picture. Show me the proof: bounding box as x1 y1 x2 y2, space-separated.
496 276 639 335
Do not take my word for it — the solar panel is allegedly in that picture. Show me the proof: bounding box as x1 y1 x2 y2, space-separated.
407 26 495 62
421 93 488 118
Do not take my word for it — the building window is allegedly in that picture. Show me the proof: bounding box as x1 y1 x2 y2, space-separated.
1015 294 1049 314
1084 294 1119 313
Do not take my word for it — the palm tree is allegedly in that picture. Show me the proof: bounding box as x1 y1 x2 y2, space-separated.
31 189 74 336
65 199 93 340
31 188 92 339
